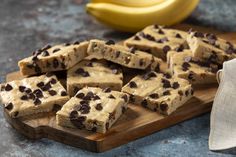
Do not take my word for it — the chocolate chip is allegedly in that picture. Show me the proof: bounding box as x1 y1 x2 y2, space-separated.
86 62 93 67
154 25 160 29
129 94 135 103
164 73 172 79
53 59 59 68
32 55 38 61
75 68 90 77
5 84 13 91
103 87 111 93
172 82 180 89
178 90 183 96
64 43 71 46
134 35 140 40
19 86 26 92
162 79 171 88
20 95 28 100
73 41 80 45
85 91 94 99
141 99 148 108
33 89 43 98
130 47 136 54
158 37 169 43
34 64 42 74
13 111 19 118
95 103 103 111
76 93 85 99
52 48 60 53
163 45 171 54
226 46 235 54
61 91 67 96
149 93 159 99
70 116 86 129
93 95 100 100
125 57 131 64
82 71 90 77
163 90 170 95
108 94 115 99
158 29 164 34
191 89 194 95
106 122 109 130
105 40 115 45
79 103 91 114
41 51 49 56
115 51 120 58
48 90 57 96
41 83 51 91
160 102 168 112
70 110 78 119
25 88 32 94
50 78 57 84
0 85 5 91
5 103 13 110
75 68 85 74
175 44 184 52
193 32 204 38
28 93 35 100
145 34 156 41
185 90 189 96
139 59 144 67
41 44 51 51
121 95 128 102
34 98 41 105
182 62 191 71
129 81 137 88
37 82 44 88
175 33 182 38
143 71 157 80
188 72 194 80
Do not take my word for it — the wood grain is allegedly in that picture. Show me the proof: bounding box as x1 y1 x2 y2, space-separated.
4 24 236 152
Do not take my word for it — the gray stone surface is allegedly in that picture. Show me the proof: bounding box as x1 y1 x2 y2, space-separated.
0 0 236 156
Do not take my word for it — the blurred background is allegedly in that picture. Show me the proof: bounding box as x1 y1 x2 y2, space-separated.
1 0 236 156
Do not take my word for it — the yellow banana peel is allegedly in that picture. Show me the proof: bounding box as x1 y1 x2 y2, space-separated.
86 0 200 32
90 0 165 7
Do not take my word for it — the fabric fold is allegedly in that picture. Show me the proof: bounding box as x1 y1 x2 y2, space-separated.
209 58 236 150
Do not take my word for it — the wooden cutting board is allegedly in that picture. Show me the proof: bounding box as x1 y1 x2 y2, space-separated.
3 24 235 153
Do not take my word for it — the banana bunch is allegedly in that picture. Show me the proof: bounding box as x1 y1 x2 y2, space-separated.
86 0 200 32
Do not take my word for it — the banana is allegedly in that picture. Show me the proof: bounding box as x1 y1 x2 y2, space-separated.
90 0 165 7
86 0 199 32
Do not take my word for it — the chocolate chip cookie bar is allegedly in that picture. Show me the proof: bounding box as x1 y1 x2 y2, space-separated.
56 87 129 133
124 25 188 60
122 71 193 115
67 59 123 96
18 41 89 76
0 74 69 118
87 39 162 71
167 50 219 84
187 31 236 64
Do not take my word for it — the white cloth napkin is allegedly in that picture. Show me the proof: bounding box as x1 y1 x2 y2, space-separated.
209 58 236 150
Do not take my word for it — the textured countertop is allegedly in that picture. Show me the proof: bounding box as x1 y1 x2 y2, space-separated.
1 0 236 156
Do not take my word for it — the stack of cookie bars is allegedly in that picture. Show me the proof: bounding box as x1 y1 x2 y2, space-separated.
1 25 234 133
